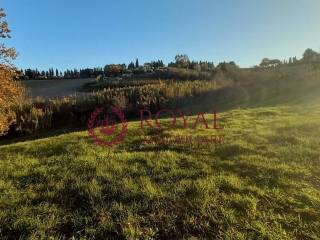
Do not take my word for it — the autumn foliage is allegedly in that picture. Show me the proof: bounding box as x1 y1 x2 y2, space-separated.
0 8 25 135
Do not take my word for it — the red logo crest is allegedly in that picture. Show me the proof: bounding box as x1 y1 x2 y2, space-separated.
87 107 128 147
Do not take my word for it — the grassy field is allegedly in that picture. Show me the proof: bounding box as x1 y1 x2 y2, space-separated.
1 89 320 239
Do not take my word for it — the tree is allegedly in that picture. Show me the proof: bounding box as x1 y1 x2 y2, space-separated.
151 60 164 68
228 61 236 66
259 58 281 68
259 58 271 67
175 54 190 68
269 59 281 66
302 48 319 62
128 61 135 70
0 8 25 135
104 64 125 77
135 58 139 68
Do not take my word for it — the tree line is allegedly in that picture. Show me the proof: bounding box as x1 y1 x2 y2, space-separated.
22 67 104 80
20 49 320 80
258 48 320 68
20 55 232 80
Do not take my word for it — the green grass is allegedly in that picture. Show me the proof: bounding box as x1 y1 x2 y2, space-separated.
1 96 320 239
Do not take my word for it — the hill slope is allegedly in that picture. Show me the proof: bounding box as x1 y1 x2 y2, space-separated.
1 92 320 239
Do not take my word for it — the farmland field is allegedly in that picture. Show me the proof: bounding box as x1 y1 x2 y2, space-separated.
21 78 95 98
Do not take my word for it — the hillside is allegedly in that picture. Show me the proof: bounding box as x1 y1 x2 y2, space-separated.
1 2 320 239
1 80 320 239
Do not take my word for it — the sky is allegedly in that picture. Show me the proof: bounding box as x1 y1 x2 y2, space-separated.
1 0 320 70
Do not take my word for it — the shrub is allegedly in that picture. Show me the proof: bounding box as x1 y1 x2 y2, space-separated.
4 80 217 137
155 67 213 81
96 74 104 83
14 105 53 134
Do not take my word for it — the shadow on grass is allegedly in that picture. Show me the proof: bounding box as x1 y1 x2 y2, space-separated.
0 126 86 146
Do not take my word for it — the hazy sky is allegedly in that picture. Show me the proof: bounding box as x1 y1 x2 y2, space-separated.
2 0 320 70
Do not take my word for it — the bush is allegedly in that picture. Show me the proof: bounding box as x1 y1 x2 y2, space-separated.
4 81 217 137
0 66 25 136
155 67 213 81
96 74 104 83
